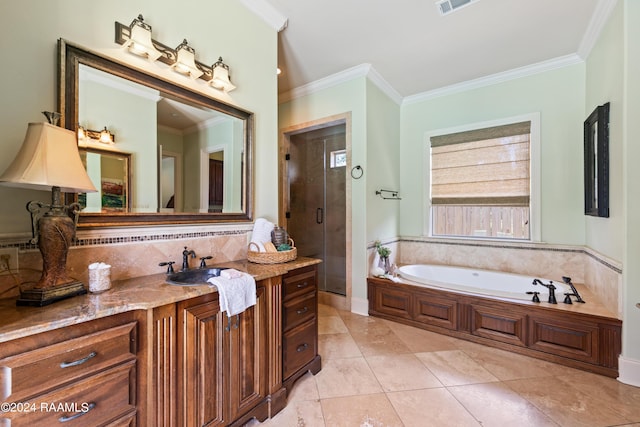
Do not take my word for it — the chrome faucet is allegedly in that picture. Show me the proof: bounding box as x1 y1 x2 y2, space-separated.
532 278 557 304
562 276 585 304
182 246 196 270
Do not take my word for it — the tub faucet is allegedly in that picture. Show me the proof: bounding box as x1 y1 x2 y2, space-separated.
532 278 557 304
182 246 196 270
562 276 585 304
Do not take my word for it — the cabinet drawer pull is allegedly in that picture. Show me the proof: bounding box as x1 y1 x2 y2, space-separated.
296 343 309 352
60 351 97 368
296 306 309 315
58 402 96 422
296 281 309 289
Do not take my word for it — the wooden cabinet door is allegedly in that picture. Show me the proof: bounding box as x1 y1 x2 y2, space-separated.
178 294 226 427
151 304 178 427
228 285 267 421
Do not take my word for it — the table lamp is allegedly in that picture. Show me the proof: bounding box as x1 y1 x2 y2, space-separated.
0 112 97 306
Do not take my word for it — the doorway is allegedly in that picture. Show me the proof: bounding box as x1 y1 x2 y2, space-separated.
287 124 347 296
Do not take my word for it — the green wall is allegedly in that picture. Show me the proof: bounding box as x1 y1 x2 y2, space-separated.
366 80 401 242
585 1 625 261
622 0 640 368
400 64 586 244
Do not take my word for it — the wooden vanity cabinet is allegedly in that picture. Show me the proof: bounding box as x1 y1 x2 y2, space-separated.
0 313 138 426
281 265 321 392
151 279 269 426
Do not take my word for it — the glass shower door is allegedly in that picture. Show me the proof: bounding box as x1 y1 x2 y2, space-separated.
288 125 346 295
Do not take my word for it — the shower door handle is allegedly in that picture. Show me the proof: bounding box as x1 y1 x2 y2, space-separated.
316 208 324 224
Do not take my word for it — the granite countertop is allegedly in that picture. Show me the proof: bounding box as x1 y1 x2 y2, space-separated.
0 257 321 344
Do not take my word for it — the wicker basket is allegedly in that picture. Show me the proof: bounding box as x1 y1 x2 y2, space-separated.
247 238 297 264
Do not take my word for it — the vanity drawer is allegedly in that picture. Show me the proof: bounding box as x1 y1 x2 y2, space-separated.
0 322 137 402
1 361 136 427
283 293 317 332
282 267 316 301
283 319 317 379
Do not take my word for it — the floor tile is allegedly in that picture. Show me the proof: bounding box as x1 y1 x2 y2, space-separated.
505 376 631 426
321 393 403 427
458 342 580 381
287 371 320 403
448 382 558 427
267 306 640 427
318 315 348 334
350 326 412 356
314 357 382 399
555 371 640 421
366 353 442 391
387 388 480 426
318 332 362 360
318 304 339 317
383 319 460 353
415 350 500 386
250 399 325 427
338 310 389 334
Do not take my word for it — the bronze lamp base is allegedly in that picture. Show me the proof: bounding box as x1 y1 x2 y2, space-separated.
17 281 87 307
17 191 87 307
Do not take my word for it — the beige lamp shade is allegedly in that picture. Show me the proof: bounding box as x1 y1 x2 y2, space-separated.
172 40 203 80
125 18 162 61
0 122 97 193
211 62 236 92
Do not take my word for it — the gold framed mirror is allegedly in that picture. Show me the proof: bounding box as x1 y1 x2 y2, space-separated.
58 39 253 227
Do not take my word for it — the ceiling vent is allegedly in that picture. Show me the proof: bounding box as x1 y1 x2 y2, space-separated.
436 0 479 16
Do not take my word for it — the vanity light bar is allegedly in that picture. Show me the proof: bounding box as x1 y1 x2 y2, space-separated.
78 125 115 144
115 16 235 91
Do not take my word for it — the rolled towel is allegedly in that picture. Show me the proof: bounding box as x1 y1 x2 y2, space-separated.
250 218 274 252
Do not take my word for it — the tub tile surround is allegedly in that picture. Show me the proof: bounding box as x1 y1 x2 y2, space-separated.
392 237 622 319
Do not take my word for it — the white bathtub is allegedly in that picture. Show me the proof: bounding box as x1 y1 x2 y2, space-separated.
397 264 569 302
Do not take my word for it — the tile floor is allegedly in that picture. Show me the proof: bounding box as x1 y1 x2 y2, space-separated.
248 304 640 427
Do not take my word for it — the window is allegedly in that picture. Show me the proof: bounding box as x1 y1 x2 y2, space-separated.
430 121 531 239
330 149 347 168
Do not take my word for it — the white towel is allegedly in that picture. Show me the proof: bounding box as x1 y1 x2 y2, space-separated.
207 271 257 317
250 218 274 252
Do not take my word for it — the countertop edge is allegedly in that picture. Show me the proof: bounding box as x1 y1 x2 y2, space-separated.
0 257 321 343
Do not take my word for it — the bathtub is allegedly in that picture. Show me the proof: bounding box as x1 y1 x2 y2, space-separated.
397 264 569 302
368 264 622 377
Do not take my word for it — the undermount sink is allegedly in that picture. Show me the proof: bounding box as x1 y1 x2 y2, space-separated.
166 268 227 286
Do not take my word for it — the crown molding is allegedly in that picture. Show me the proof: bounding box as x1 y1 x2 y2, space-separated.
366 67 403 105
279 63 371 103
280 53 585 106
239 0 288 31
403 53 584 105
577 0 618 59
279 63 403 105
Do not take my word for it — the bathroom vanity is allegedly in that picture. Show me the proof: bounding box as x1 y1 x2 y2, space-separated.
0 258 320 426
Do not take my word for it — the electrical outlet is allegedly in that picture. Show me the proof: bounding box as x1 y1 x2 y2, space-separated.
0 247 19 273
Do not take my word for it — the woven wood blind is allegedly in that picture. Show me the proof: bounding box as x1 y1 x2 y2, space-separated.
431 122 530 206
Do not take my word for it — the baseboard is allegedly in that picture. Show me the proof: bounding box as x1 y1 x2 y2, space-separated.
618 356 640 387
351 297 369 316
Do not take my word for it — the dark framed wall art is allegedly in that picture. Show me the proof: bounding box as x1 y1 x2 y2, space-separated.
584 102 610 218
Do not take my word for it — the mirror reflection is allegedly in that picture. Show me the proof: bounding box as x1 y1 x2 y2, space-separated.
59 40 253 227
79 147 131 213
78 64 245 214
